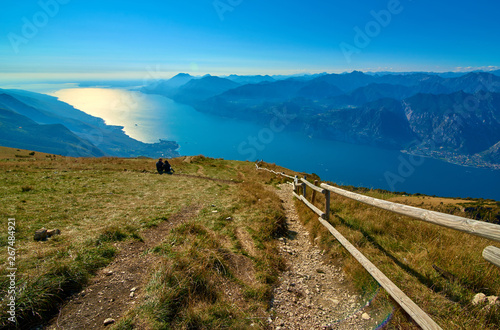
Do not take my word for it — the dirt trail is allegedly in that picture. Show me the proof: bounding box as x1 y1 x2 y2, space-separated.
270 183 373 329
46 204 202 330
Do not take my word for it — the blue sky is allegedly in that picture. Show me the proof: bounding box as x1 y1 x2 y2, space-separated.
1 0 499 81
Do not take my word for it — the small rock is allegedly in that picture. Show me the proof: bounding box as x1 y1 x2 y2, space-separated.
361 313 371 320
212 210 218 213
46 229 61 237
472 293 487 305
103 318 115 326
487 295 499 305
105 270 113 276
130 287 137 292
226 217 232 220
34 228 47 241
130 292 135 298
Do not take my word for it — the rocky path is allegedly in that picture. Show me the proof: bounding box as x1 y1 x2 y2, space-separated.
270 183 373 329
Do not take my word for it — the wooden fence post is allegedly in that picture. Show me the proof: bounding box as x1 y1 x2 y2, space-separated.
312 180 318 204
324 190 330 220
302 177 307 199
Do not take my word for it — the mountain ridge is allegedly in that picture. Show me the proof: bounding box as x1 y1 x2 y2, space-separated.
141 71 500 168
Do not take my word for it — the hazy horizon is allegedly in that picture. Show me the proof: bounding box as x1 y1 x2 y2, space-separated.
1 68 499 92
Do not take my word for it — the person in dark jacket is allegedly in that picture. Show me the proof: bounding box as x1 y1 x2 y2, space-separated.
156 158 164 174
163 159 173 174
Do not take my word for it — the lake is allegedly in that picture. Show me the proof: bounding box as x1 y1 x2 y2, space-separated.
52 88 500 200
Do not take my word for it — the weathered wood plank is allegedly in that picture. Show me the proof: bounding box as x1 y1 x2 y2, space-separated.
281 173 295 179
483 246 500 268
301 178 326 194
255 165 295 179
317 217 442 330
321 183 500 243
293 192 325 218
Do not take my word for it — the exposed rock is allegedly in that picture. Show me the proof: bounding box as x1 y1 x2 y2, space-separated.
46 229 61 237
487 296 499 305
103 318 115 326
361 313 371 320
34 228 47 241
472 293 487 305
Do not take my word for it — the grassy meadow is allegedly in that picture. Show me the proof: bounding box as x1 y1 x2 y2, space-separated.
1 146 499 329
0 148 290 329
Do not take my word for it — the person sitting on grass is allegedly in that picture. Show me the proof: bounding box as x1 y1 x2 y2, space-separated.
156 158 164 174
163 159 174 174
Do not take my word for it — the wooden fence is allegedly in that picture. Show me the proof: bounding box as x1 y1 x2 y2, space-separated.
256 164 500 330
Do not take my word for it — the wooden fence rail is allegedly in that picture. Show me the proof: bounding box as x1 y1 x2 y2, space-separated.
317 216 442 330
292 191 325 219
483 246 500 269
320 183 500 243
255 164 295 179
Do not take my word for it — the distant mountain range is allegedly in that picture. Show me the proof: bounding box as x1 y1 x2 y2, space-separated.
143 71 500 168
0 89 179 158
2 70 499 167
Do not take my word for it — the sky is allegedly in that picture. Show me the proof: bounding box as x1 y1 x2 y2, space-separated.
1 0 499 82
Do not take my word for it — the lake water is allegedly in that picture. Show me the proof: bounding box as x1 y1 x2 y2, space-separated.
52 88 500 200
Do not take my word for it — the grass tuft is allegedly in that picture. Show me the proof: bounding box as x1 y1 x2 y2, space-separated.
21 185 33 192
96 227 128 244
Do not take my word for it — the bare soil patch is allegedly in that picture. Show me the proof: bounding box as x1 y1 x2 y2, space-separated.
46 204 202 329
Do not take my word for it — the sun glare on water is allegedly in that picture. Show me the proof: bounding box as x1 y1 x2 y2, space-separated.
51 88 150 127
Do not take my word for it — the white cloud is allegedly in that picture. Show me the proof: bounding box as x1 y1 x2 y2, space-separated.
452 66 500 72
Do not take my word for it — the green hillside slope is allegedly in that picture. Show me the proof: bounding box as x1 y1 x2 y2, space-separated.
0 108 105 157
